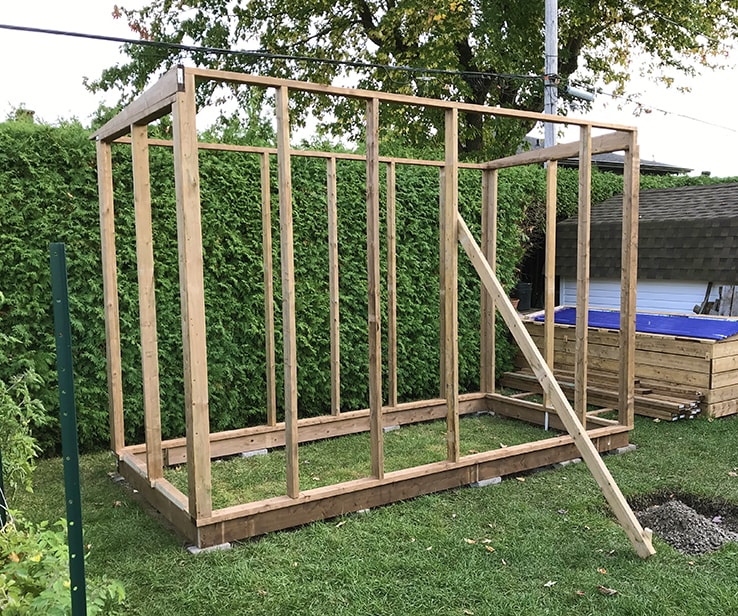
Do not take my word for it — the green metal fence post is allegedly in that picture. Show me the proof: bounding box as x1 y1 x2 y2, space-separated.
50 242 87 616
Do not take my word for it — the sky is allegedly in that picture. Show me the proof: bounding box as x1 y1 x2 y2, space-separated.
1 1 737 178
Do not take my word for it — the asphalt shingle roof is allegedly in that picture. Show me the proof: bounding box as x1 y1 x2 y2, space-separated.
556 183 738 281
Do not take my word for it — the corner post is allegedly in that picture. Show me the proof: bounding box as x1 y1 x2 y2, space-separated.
173 69 212 518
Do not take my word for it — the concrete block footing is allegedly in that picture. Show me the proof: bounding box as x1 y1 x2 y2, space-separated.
471 476 502 488
186 542 232 555
383 425 401 433
240 448 269 458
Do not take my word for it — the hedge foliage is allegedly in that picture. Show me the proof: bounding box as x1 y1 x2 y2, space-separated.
1 118 733 452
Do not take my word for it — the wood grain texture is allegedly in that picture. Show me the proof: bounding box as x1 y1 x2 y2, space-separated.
96 140 125 454
366 98 384 479
131 123 163 482
480 169 498 393
327 156 342 415
575 126 592 426
261 153 277 427
458 215 654 559
276 86 300 498
543 161 558 412
173 71 212 518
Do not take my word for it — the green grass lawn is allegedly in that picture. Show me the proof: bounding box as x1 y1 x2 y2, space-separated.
11 414 738 615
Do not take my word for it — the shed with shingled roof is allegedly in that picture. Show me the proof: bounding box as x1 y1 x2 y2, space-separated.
556 182 738 314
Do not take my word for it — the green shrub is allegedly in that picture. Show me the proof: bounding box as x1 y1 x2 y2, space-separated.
0 515 126 615
2 117 734 452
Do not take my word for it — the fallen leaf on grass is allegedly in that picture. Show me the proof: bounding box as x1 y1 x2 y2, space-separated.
575 590 586 597
257 589 268 597
557 509 567 515
426 546 433 551
311 475 321 481
113 500 122 507
463 610 474 615
481 539 493 544
8 552 19 563
597 567 607 575
597 585 618 596
335 520 346 528
728 471 738 477
501 559 507 565
543 580 556 588
485 546 495 553
467 449 479 455
516 477 526 482
464 538 477 545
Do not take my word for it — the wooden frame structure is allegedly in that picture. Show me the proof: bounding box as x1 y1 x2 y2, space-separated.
93 66 654 557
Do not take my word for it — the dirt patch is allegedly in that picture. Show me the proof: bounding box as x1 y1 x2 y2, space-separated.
632 492 738 555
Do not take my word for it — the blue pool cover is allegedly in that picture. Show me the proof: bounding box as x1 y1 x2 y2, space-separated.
533 307 738 341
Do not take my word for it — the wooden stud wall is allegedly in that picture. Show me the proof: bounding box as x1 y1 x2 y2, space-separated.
93 67 649 555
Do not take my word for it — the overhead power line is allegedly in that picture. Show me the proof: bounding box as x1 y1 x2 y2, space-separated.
0 23 540 84
2 22 734 134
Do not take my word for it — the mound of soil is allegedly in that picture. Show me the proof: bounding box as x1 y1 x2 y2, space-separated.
635 496 738 555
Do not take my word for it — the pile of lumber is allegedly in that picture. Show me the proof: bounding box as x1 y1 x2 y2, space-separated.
501 367 702 421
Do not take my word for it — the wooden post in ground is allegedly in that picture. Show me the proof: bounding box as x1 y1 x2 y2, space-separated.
366 98 384 479
575 126 592 427
386 161 398 409
173 71 212 518
96 140 125 455
543 161 558 416
276 86 300 497
619 133 639 427
327 156 341 416
457 215 655 559
480 169 498 393
131 123 163 482
443 109 460 463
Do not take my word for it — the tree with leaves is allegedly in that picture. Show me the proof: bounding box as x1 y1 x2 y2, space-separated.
93 1 738 158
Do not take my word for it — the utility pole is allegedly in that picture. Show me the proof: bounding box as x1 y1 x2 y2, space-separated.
544 0 558 148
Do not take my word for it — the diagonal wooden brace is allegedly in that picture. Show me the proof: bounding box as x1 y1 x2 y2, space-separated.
457 214 655 559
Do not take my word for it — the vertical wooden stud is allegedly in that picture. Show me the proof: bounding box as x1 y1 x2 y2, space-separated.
131 123 163 482
619 133 639 427
443 109 460 463
480 169 498 393
543 161 558 412
575 125 592 427
173 70 212 518
366 97 384 479
327 156 341 415
96 140 125 454
386 161 398 408
261 153 277 427
276 86 300 497
439 167 446 397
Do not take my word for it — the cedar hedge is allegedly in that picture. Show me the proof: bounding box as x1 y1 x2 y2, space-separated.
0 118 729 452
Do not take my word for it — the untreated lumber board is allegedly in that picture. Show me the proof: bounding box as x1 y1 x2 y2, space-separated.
96 140 125 454
118 454 197 544
192 426 631 547
127 395 491 466
188 67 630 130
543 160 557 412
480 169 497 393
575 125 592 426
386 161 398 408
276 86 300 498
366 98 384 479
261 153 277 426
327 156 341 415
131 123 163 482
443 108 460 463
173 71 212 518
484 131 632 170
92 66 181 142
457 215 654 558
620 135 639 426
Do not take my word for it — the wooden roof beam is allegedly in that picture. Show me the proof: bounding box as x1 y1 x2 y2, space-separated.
91 66 183 142
484 130 633 170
